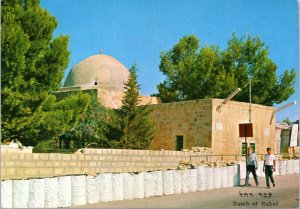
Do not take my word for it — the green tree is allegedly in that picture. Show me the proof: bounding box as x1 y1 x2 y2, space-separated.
282 117 292 125
61 96 115 149
25 93 90 146
1 0 71 143
112 65 155 149
158 33 296 105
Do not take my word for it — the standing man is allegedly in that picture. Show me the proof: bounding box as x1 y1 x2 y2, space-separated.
263 147 276 189
245 147 259 187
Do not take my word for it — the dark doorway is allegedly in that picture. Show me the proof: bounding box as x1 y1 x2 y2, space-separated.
176 135 184 151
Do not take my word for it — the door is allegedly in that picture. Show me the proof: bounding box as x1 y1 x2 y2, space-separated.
176 136 184 151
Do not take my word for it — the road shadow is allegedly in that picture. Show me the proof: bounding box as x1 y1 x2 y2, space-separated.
234 185 273 189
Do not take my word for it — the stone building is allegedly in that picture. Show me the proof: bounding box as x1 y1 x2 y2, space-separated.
148 99 276 158
276 123 291 154
58 53 278 158
276 122 299 157
57 54 160 109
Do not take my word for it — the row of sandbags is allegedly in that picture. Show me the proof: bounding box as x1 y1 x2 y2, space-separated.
1 165 239 208
278 159 299 175
238 159 299 179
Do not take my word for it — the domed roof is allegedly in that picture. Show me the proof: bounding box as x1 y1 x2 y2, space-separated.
64 54 129 92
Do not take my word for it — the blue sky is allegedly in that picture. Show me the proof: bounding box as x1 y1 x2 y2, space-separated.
41 0 299 122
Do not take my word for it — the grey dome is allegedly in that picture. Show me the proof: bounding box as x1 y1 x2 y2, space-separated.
64 54 129 92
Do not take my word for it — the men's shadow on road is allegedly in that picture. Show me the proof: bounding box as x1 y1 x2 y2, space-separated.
234 185 271 189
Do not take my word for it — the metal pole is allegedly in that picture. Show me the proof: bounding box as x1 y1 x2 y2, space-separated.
245 125 248 164
249 79 252 123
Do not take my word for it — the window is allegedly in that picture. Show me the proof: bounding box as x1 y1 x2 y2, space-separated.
94 81 98 85
242 143 256 155
250 143 255 153
242 142 247 155
176 136 184 151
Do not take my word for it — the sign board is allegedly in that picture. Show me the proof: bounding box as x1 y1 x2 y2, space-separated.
265 128 270 136
216 122 223 131
239 123 253 137
289 124 299 147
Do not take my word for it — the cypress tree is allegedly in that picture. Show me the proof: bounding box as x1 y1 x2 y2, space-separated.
117 65 155 149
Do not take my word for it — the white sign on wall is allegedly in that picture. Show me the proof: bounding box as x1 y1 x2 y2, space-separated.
265 128 270 136
290 124 299 147
216 122 223 131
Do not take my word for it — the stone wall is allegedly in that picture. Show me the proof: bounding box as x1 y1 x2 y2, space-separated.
148 98 276 156
1 148 214 180
149 99 212 150
1 146 33 153
212 99 276 157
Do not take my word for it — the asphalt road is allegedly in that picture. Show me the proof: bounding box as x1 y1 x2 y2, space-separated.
73 174 299 208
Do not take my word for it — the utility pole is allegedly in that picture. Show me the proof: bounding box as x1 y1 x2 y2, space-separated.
249 79 251 123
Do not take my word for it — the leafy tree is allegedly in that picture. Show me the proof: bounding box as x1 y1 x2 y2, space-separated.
158 33 296 105
24 93 90 146
1 0 71 143
282 117 292 125
32 140 54 153
112 65 155 149
61 96 115 149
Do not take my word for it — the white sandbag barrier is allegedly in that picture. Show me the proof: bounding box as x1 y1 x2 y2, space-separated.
11 161 300 208
98 173 112 202
13 179 29 208
257 161 265 177
71 175 86 206
278 160 287 176
221 166 228 188
205 167 214 190
123 173 134 200
274 160 279 176
181 169 189 193
144 172 154 197
188 169 197 192
86 175 99 204
1 180 12 208
172 169 182 194
196 166 206 191
233 164 240 186
28 178 45 208
162 170 174 195
44 177 58 208
213 167 221 189
144 172 155 198
133 172 144 199
227 166 234 188
238 162 246 180
292 159 299 174
112 174 124 201
286 160 293 175
153 171 163 196
57 176 71 208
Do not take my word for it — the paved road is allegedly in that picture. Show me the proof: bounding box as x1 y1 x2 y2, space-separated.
74 174 299 208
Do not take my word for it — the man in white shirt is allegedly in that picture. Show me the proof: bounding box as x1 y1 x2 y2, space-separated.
263 147 276 189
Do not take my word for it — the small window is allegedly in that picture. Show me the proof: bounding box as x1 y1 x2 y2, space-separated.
242 142 247 155
176 136 184 151
94 81 98 85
